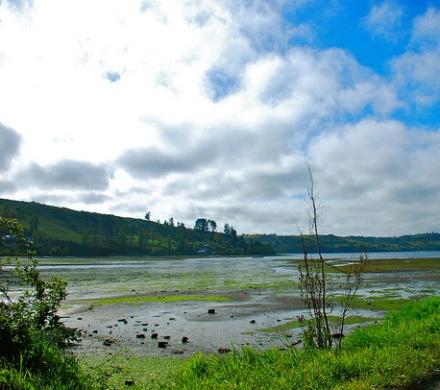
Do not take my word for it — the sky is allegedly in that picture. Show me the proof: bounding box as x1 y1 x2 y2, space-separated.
0 0 439 236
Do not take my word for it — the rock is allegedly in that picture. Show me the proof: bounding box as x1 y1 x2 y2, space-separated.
141 322 148 326
92 330 98 334
208 309 216 314
163 335 171 340
143 327 148 331
250 320 256 324
181 336 189 343
136 334 146 339
117 319 128 324
77 317 82 320
158 341 168 348
218 348 231 354
106 325 113 329
230 315 234 318
169 317 176 320
151 333 158 339
124 379 135 386
103 338 114 346
172 349 184 355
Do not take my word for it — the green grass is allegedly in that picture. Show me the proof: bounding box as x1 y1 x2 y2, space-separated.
332 258 440 273
292 258 440 274
331 295 417 311
80 353 185 390
83 294 231 306
174 296 440 389
260 315 376 333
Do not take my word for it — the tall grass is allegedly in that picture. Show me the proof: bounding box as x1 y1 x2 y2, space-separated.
175 297 440 389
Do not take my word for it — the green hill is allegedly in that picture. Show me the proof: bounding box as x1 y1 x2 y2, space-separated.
247 232 440 253
0 198 274 256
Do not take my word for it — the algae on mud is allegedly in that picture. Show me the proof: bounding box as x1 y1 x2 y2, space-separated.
83 294 232 306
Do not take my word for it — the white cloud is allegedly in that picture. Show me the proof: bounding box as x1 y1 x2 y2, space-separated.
391 7 440 106
363 1 404 42
0 0 438 236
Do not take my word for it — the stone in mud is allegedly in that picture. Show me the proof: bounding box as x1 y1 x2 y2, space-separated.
92 330 98 334
141 322 148 326
250 320 256 324
163 335 171 340
143 327 148 331
103 338 114 346
181 336 189 343
151 333 158 339
117 318 128 324
136 334 146 339
158 341 168 348
208 309 216 314
172 349 184 355
230 315 234 318
77 317 82 320
218 348 231 354
106 325 113 328
169 317 175 320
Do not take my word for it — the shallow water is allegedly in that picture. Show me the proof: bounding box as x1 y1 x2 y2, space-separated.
31 253 440 356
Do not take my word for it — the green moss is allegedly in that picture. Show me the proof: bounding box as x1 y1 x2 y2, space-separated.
83 294 231 306
260 315 376 333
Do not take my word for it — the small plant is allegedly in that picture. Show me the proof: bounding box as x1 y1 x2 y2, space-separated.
297 165 365 349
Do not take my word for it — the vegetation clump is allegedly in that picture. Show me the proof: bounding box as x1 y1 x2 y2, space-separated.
0 217 98 389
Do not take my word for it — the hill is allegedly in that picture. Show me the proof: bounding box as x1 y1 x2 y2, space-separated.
246 232 440 253
0 198 274 256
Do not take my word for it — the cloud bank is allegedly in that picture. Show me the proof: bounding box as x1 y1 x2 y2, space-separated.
0 1 439 236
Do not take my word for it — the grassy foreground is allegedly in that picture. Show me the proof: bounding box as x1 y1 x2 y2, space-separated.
79 297 440 389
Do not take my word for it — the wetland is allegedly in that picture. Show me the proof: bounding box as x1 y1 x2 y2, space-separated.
33 252 440 357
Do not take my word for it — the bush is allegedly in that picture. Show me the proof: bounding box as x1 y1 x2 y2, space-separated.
0 217 94 389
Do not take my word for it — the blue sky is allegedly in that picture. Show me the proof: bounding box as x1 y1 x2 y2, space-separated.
0 0 439 235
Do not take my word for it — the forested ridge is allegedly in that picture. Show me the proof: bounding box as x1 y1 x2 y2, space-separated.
0 198 274 256
247 232 440 253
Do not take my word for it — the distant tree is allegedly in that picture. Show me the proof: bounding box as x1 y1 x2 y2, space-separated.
224 223 231 235
145 212 151 221
169 217 174 227
230 226 237 240
208 220 217 232
194 218 208 232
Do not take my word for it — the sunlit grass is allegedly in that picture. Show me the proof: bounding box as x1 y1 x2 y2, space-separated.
260 315 377 333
